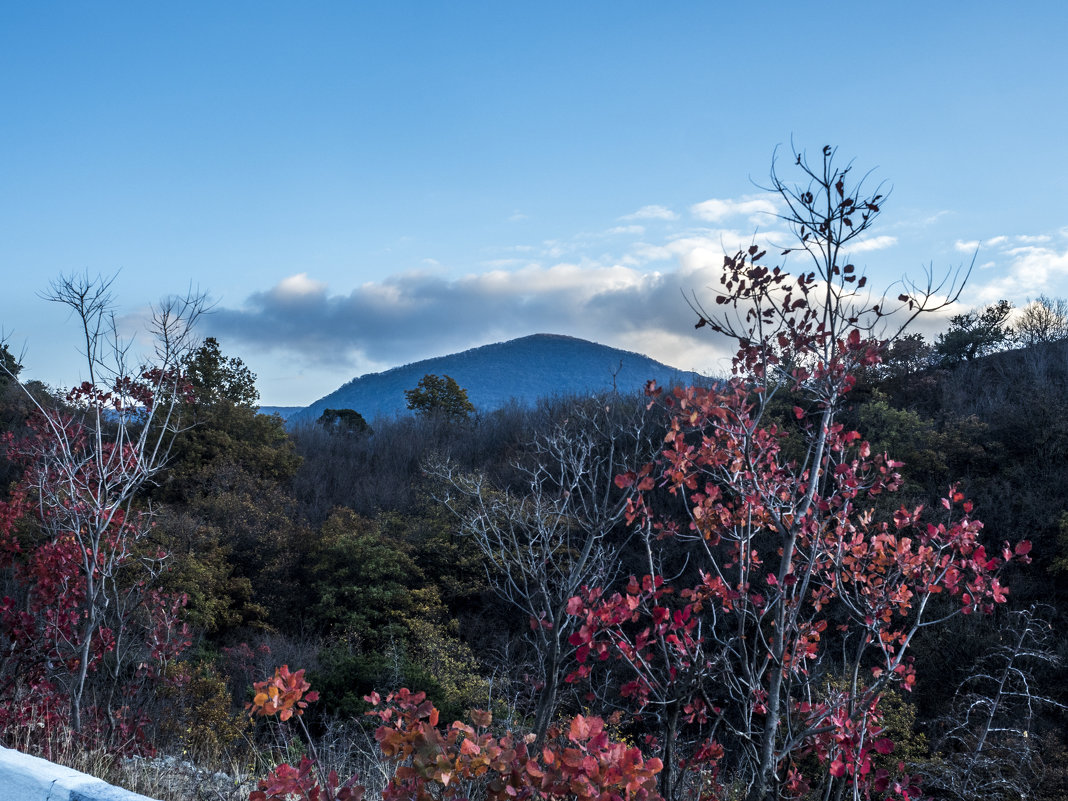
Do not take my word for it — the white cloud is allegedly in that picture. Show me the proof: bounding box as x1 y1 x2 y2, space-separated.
968 244 1068 304
941 227 1068 305
473 261 649 298
958 233 1056 257
607 224 645 236
615 328 734 378
691 195 778 223
274 273 327 298
846 235 898 253
620 205 677 221
620 225 796 271
621 242 673 266
1007 246 1068 286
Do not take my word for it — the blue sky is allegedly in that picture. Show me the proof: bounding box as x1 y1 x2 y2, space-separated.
2 2 1067 405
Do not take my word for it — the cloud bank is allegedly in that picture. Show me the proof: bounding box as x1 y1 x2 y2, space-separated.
210 189 1053 390
208 196 812 377
958 230 1068 305
208 240 741 378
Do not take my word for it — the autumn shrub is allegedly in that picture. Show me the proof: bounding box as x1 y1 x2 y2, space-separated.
0 475 191 757
248 666 664 801
0 277 208 761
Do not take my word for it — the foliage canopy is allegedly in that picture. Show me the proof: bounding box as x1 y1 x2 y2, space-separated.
405 374 475 420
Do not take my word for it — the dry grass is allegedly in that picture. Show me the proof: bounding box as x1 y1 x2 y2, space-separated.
116 753 256 801
1 701 397 800
2 705 255 801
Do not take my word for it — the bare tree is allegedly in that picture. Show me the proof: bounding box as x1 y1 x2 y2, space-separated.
429 395 661 743
1013 295 1068 347
926 607 1065 801
2 273 207 731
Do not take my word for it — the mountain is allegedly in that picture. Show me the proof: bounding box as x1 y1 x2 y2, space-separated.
285 333 710 426
257 406 304 420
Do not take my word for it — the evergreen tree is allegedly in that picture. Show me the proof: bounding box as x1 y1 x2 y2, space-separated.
405 374 475 420
936 300 1014 364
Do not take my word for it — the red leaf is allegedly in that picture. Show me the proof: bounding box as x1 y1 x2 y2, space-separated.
569 714 591 742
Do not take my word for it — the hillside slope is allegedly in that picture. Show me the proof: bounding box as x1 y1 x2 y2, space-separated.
286 333 709 425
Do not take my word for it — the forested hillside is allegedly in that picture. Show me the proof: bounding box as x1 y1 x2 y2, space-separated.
2 153 1068 801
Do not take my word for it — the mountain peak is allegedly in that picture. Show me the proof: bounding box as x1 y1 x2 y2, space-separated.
286 334 707 425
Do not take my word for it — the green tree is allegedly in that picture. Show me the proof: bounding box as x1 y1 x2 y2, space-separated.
307 507 419 638
936 300 1014 364
405 374 475 420
880 332 934 378
0 343 20 384
307 507 490 720
317 407 372 435
183 336 259 409
152 338 304 635
855 392 949 497
160 338 300 500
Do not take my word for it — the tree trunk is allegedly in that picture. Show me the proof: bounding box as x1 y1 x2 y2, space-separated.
659 704 680 801
533 628 561 744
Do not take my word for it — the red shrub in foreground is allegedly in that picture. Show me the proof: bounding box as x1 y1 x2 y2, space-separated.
250 668 662 801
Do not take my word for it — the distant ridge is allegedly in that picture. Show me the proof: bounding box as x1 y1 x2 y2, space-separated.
285 334 710 425
257 406 304 420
